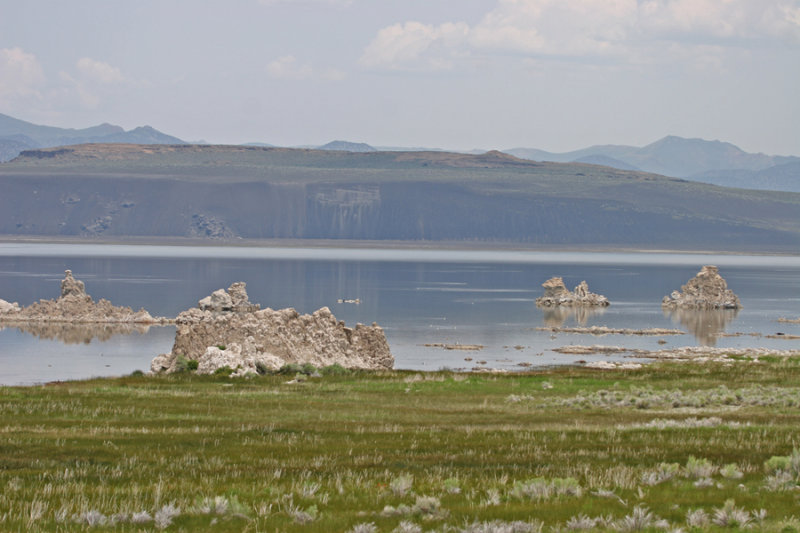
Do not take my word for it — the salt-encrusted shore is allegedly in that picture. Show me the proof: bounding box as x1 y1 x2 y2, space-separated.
553 344 800 362
538 326 685 336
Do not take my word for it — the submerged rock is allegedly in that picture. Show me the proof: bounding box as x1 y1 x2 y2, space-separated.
662 265 741 310
535 277 610 307
151 282 393 375
0 270 170 324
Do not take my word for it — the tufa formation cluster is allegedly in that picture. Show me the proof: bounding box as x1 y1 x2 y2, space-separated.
662 265 742 310
150 282 393 376
535 277 610 307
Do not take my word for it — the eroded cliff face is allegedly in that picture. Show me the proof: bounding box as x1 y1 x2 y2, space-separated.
150 282 393 376
535 278 610 307
662 265 741 310
0 270 169 324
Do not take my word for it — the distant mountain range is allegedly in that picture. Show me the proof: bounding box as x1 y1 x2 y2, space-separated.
1 113 798 192
314 137 800 192
0 113 185 162
317 140 376 152
504 136 800 191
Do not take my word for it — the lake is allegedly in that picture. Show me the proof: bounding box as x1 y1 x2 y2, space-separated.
1 243 799 385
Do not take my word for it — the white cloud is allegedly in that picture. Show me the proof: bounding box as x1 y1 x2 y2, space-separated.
0 47 45 101
639 0 800 41
320 67 346 81
359 21 470 70
472 0 637 56
53 58 131 110
267 55 344 81
58 71 100 109
267 55 313 80
76 57 125 84
360 0 800 71
1 49 149 116
259 0 353 6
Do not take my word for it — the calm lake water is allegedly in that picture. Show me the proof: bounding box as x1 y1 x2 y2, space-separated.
1 243 799 385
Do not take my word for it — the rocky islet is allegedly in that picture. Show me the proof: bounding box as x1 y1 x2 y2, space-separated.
150 282 394 376
0 270 170 325
662 265 741 310
533 265 741 311
535 277 610 307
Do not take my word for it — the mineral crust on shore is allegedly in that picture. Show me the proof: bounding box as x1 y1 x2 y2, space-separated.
151 282 394 376
535 278 609 307
553 344 800 361
538 326 684 336
0 270 170 324
662 265 741 310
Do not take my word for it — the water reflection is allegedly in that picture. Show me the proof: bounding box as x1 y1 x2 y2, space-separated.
540 306 606 327
664 308 739 346
1 322 159 344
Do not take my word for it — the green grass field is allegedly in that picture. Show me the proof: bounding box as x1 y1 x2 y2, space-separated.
2 360 800 532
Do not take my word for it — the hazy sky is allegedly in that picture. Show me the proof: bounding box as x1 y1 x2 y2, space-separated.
1 0 799 155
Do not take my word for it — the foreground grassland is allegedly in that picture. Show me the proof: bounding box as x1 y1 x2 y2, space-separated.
2 361 800 532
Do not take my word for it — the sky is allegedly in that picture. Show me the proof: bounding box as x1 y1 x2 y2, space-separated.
1 0 799 155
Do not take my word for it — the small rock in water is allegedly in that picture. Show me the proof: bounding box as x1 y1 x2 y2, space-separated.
535 278 609 307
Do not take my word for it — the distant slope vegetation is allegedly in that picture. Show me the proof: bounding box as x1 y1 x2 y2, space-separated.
1 143 799 250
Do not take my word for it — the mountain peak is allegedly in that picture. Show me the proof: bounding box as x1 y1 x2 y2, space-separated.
318 140 376 152
506 134 799 185
646 135 743 152
0 113 185 161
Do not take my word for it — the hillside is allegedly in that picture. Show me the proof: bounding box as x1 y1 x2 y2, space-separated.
1 143 799 250
691 161 800 192
506 136 800 191
4 113 796 192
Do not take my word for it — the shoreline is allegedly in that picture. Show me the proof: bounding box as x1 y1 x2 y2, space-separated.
1 234 799 257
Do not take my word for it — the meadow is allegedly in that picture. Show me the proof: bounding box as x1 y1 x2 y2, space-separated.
1 359 800 532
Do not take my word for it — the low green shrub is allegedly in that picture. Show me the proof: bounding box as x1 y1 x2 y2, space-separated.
279 363 319 376
320 363 351 376
765 455 792 473
214 366 234 376
174 355 192 373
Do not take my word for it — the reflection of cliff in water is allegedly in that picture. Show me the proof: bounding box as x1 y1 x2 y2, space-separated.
664 308 739 346
1 322 156 344
540 306 606 327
